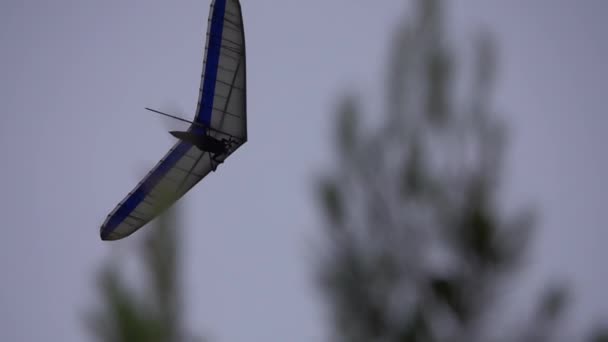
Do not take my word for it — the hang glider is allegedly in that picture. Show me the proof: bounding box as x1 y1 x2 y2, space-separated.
100 0 247 241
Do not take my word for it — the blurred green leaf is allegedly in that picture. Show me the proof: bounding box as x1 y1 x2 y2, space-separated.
538 285 569 321
336 95 360 156
319 178 344 226
427 48 452 123
590 327 608 342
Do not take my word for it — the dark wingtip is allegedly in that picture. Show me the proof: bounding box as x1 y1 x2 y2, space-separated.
100 227 120 241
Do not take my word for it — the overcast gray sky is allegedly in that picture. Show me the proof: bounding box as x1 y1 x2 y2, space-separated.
0 1 606 341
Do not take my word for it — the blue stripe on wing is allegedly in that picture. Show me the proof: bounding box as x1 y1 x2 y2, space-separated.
101 142 191 240
196 0 226 132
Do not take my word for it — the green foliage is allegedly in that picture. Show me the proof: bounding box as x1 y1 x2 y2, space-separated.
85 202 201 342
314 0 583 341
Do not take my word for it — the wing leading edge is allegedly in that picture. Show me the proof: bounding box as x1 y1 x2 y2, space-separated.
100 0 246 241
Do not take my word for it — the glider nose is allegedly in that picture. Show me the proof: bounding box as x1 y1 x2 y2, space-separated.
170 131 198 145
170 131 188 140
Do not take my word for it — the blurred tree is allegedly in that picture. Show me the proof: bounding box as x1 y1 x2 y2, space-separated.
85 201 202 342
314 0 575 341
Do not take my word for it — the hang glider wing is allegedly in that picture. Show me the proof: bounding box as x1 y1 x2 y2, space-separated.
100 0 247 241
